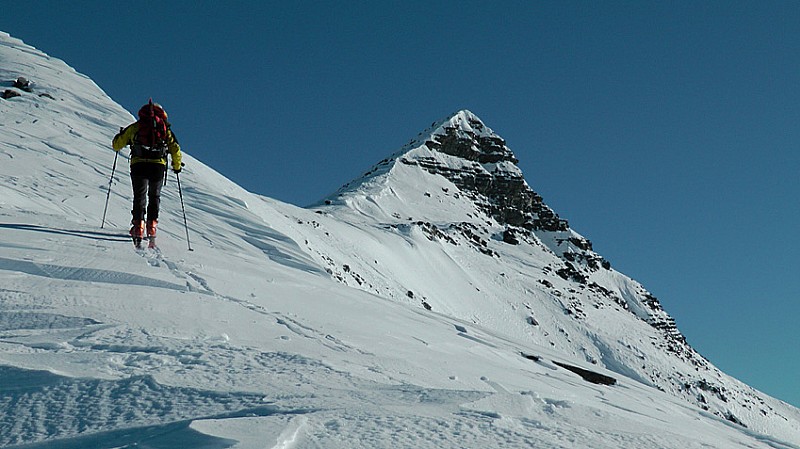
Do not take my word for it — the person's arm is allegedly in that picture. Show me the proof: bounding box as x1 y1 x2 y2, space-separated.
167 129 182 171
112 124 137 151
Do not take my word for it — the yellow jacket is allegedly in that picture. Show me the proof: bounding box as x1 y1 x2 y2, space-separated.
112 123 182 170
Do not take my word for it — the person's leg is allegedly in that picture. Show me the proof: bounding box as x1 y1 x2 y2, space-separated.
146 174 163 221
145 164 165 237
130 165 147 240
130 167 147 225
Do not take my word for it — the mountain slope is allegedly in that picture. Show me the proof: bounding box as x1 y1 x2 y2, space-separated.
278 109 800 441
1 31 799 449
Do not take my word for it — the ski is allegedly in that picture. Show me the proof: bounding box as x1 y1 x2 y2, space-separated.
131 235 157 251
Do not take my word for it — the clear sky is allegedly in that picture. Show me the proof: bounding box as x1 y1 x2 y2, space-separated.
3 1 799 408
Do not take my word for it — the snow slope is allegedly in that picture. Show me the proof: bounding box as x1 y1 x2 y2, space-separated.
1 31 799 448
289 110 800 441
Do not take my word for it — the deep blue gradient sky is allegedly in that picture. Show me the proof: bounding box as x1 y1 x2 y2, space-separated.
4 2 799 407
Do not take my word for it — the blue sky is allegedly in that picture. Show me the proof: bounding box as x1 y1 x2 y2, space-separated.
4 1 799 407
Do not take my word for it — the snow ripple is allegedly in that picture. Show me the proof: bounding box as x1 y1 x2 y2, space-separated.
0 365 279 448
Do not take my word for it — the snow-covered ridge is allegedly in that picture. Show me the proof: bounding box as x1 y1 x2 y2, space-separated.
320 109 522 207
1 30 799 448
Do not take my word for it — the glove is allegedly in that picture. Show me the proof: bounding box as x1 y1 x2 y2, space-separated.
173 162 185 174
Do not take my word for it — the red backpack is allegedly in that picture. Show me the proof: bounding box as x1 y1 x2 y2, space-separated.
132 99 169 159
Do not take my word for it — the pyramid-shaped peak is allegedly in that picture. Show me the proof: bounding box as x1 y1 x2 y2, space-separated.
434 109 492 135
425 110 518 165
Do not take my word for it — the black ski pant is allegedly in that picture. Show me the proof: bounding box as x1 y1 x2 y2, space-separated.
130 162 165 223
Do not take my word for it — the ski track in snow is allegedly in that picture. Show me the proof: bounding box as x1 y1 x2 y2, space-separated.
0 247 308 447
133 244 358 356
272 415 308 449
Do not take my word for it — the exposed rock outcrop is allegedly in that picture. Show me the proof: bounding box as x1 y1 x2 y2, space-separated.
395 111 692 353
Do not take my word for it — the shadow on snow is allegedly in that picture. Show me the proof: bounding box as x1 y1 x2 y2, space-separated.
0 223 130 242
0 257 186 291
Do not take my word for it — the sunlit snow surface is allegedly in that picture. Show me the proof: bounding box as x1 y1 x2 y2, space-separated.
1 31 799 448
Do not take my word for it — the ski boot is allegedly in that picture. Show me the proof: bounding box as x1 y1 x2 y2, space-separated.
130 220 145 249
146 219 158 249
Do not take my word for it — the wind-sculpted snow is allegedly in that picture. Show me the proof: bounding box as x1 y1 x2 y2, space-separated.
0 366 277 448
0 257 188 291
1 30 800 448
182 186 328 276
0 312 99 332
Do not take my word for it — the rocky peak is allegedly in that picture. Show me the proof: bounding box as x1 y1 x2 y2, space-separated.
399 110 567 233
395 112 688 351
423 110 519 165
315 110 707 414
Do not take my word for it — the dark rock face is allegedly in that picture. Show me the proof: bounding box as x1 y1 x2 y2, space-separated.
402 121 570 233
551 360 617 386
502 229 519 245
426 116 518 165
13 76 32 92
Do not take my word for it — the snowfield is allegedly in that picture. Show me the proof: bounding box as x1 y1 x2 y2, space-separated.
1 31 799 448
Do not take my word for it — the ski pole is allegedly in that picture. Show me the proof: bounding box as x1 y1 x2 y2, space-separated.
175 169 193 251
101 150 119 229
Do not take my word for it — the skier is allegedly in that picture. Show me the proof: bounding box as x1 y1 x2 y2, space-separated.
112 100 183 247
